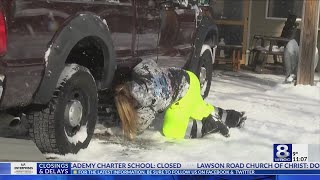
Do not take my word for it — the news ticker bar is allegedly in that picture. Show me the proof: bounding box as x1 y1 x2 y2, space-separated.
71 169 320 175
0 162 319 175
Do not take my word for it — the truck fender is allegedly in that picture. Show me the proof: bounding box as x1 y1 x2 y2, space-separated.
33 12 116 104
201 44 215 64
187 16 218 73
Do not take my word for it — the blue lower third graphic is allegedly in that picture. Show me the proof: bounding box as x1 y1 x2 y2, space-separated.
70 169 320 175
37 163 71 174
0 163 11 174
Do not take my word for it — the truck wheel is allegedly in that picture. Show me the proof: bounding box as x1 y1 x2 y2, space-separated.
198 46 213 98
27 64 97 154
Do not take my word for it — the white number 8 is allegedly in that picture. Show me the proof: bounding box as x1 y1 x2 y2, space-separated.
276 145 290 158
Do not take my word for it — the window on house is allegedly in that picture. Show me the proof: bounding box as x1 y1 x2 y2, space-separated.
266 0 303 19
212 0 243 20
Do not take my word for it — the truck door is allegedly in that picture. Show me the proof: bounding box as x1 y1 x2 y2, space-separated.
47 0 135 60
158 1 197 68
96 0 135 60
135 0 160 59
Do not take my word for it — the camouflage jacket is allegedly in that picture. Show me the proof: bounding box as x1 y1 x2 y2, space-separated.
128 60 190 132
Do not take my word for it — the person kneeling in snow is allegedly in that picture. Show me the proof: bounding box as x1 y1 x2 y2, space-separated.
114 60 246 140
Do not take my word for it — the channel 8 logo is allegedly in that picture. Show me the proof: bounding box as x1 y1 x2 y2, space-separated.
273 144 292 162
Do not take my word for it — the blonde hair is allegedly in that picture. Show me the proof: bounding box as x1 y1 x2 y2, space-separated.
114 83 137 140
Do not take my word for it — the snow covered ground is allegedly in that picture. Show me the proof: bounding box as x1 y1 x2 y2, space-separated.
48 70 320 162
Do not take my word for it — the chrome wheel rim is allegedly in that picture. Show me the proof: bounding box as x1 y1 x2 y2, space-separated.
65 100 83 127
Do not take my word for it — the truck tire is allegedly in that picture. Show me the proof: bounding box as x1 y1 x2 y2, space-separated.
198 46 213 98
27 64 98 154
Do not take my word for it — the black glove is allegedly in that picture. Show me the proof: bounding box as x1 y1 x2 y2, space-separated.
201 114 230 138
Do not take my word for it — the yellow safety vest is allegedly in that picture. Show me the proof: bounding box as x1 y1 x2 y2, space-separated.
162 71 215 139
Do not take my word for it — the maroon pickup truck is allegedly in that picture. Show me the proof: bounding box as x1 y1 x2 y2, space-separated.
0 0 218 154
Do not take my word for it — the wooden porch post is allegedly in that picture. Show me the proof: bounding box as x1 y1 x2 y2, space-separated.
297 0 320 85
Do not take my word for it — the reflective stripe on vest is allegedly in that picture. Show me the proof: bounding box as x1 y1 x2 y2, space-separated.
162 71 214 139
185 120 203 139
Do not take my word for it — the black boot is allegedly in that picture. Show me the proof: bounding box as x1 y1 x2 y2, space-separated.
224 110 246 128
201 114 230 138
237 112 247 128
216 107 246 128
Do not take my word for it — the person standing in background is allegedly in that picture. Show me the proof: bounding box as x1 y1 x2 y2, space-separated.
284 39 319 83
